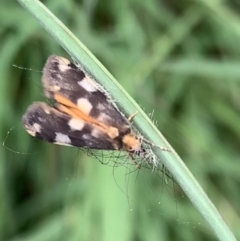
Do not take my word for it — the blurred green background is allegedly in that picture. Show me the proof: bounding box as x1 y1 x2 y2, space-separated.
1 0 240 240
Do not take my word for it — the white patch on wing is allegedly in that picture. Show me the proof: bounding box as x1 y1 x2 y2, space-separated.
54 142 72 147
91 128 102 138
78 76 97 92
50 85 61 92
43 107 51 114
82 134 91 140
97 103 105 111
57 57 71 72
97 113 110 123
68 119 85 130
55 132 71 144
77 98 93 115
33 123 41 133
26 128 36 137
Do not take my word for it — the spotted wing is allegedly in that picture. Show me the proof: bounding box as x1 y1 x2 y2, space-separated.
42 55 129 130
22 102 119 150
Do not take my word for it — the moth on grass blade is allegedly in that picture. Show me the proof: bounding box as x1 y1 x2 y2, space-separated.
22 55 171 169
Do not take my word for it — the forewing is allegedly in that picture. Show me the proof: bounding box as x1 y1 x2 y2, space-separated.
22 102 117 150
42 55 129 129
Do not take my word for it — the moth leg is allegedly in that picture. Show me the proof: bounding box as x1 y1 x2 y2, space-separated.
141 138 172 152
128 111 138 122
128 152 141 169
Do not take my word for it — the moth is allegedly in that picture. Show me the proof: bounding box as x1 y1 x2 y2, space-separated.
22 55 170 165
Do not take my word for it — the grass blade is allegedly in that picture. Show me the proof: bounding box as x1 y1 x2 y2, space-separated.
17 1 237 240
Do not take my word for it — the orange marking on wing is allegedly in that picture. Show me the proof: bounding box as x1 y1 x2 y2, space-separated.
54 93 119 139
54 93 78 109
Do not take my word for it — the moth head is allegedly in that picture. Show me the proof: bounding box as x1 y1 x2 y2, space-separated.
122 133 141 152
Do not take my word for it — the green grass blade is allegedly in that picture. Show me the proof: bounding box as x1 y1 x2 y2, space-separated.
17 1 237 241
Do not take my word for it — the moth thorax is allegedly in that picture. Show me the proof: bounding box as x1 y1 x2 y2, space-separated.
122 133 141 152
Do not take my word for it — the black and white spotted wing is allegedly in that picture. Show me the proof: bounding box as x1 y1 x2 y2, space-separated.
42 55 128 129
22 102 119 149
22 55 141 152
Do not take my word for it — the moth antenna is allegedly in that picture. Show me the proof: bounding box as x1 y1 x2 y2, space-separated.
12 64 42 73
141 137 172 152
127 111 138 122
128 152 141 169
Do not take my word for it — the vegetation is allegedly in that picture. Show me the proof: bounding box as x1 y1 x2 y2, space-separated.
1 0 240 240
